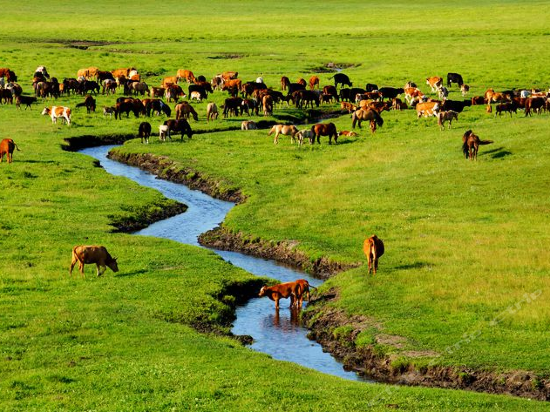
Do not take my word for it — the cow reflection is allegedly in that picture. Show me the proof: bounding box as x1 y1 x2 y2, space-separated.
271 307 301 331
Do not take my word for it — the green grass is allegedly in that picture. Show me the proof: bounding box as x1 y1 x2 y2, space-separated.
1 0 550 410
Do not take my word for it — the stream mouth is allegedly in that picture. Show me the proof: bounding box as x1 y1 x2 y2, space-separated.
79 144 369 382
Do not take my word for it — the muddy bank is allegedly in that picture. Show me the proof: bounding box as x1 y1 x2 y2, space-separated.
108 151 245 204
199 226 360 279
303 291 550 401
108 150 359 278
109 201 188 233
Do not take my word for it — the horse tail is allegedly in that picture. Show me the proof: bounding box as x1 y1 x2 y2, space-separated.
479 140 494 145
462 141 469 158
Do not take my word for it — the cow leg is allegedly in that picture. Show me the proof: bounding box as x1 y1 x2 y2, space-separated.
274 296 280 310
78 262 85 276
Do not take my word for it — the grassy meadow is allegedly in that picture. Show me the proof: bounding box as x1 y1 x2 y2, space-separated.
1 0 550 410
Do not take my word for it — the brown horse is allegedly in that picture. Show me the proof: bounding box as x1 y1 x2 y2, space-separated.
462 130 493 160
175 102 199 121
437 110 459 130
351 109 384 133
311 122 338 144
280 76 290 91
268 124 299 144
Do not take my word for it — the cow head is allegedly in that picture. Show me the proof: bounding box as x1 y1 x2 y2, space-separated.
259 286 267 297
108 257 119 273
41 107 51 116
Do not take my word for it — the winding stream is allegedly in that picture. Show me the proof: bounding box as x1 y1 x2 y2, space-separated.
80 145 367 382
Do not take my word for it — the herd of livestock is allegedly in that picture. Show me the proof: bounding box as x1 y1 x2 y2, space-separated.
2 64 549 308
1 65 550 156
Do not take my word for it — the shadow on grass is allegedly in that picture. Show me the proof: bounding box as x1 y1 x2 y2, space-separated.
114 269 148 278
394 262 431 271
481 146 513 159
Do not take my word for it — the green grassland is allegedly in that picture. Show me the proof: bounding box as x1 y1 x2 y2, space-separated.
1 0 550 410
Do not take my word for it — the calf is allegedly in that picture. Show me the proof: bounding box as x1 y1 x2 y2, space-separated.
241 120 257 130
437 110 459 130
295 129 315 146
15 95 37 110
70 245 119 277
259 281 302 310
206 102 219 122
103 106 115 118
158 124 170 141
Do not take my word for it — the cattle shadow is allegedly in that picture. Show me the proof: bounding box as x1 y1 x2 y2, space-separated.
394 262 431 271
114 269 147 278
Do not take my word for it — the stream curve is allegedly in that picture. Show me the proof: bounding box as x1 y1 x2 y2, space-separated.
80 145 368 382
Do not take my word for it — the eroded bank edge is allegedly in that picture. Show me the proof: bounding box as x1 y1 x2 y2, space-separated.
68 135 550 401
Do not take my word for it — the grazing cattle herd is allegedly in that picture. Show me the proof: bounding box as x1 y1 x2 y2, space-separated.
1 63 549 316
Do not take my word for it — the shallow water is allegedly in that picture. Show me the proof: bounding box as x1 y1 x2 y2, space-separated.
80 145 367 382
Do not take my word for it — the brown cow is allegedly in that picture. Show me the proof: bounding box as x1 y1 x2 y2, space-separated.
416 101 440 118
259 281 300 310
176 69 196 83
221 71 238 81
112 68 133 79
340 101 357 113
162 76 179 88
363 235 384 275
0 139 20 163
426 76 443 93
308 76 320 90
70 245 119 277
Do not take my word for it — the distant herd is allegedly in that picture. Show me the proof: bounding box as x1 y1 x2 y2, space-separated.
1 64 548 155
1 63 549 308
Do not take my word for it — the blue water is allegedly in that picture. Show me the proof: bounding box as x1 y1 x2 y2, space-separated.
80 145 366 382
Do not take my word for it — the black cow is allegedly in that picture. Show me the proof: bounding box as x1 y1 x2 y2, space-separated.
330 73 352 88
188 84 208 100
440 99 472 113
365 83 379 92
447 73 464 88
287 82 306 96
378 87 404 100
348 87 366 102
